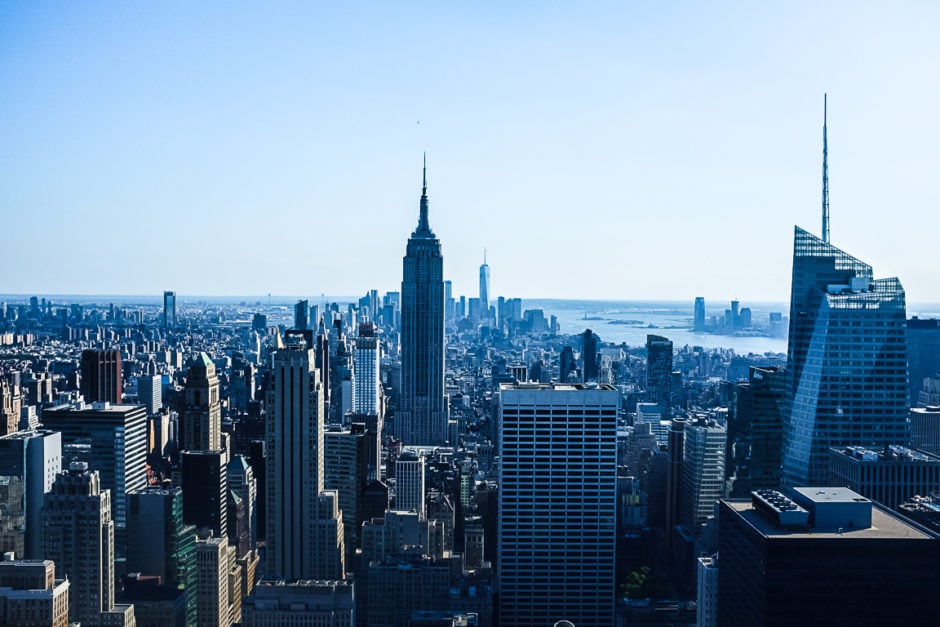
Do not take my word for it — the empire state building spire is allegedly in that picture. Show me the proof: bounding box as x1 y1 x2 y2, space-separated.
418 152 430 233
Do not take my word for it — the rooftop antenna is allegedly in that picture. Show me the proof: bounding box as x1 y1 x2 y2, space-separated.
822 93 830 243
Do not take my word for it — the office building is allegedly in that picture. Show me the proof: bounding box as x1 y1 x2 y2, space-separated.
693 297 706 333
80 348 123 404
0 429 60 558
267 340 341 581
0 378 22 436
782 227 908 486
127 486 198 626
558 346 577 383
163 290 176 329
195 536 231 627
479 251 490 314
352 324 381 418
680 418 727 529
664 417 685 548
311 491 345 581
907 317 940 406
728 366 785 495
228 454 258 552
295 299 310 331
181 450 228 540
324 425 369 568
138 374 162 415
367 556 450 627
0 556 70 627
696 554 717 627
397 157 447 446
646 335 673 409
42 463 120 624
911 405 940 456
498 382 617 626
718 487 940 626
41 402 148 557
828 445 940 510
395 450 426 517
241 579 355 626
581 328 598 383
180 352 222 452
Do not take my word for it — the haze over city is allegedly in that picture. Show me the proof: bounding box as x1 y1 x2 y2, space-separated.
3 1 939 301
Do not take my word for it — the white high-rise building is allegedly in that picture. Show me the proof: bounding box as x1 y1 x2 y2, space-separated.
353 334 381 417
498 382 618 627
681 418 727 529
395 451 426 518
266 339 342 581
696 554 718 627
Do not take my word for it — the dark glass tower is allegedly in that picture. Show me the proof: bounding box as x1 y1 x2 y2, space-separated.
397 157 447 445
782 227 908 486
646 334 674 409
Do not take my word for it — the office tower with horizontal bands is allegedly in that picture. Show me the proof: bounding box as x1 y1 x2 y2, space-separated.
266 341 333 581
498 382 618 627
397 158 447 446
782 227 908 486
680 418 727 529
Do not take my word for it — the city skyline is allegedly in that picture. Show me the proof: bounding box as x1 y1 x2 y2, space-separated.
3 3 939 301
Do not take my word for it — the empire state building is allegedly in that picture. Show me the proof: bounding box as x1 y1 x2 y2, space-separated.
396 156 448 445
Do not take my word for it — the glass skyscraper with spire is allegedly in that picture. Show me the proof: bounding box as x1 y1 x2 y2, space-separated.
782 226 908 486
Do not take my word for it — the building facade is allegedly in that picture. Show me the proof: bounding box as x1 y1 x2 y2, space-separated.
498 383 617 626
782 227 908 486
397 159 447 446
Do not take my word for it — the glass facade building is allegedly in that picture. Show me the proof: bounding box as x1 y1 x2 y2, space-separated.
782 227 908 486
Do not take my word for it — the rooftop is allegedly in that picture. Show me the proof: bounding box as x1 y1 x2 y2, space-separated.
724 498 935 540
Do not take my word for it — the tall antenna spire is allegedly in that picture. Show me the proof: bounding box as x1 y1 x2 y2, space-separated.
483 247 487 265
822 93 830 243
418 152 430 232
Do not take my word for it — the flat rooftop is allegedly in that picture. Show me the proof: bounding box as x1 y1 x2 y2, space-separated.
724 499 936 540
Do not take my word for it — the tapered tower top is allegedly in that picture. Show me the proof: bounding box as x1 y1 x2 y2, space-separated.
417 152 430 233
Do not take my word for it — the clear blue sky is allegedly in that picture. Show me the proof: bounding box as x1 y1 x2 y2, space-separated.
2 1 938 303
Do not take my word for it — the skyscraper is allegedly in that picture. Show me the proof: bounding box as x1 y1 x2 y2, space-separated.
582 328 598 383
126 485 198 626
181 450 228 539
80 349 123 404
41 403 148 559
680 417 727 529
0 429 61 558
395 450 426 518
163 290 176 329
266 339 341 581
180 353 222 452
693 297 706 333
42 463 116 624
353 324 381 418
397 156 447 446
295 299 310 331
646 334 674 409
498 382 617 626
782 227 908 486
479 250 490 313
